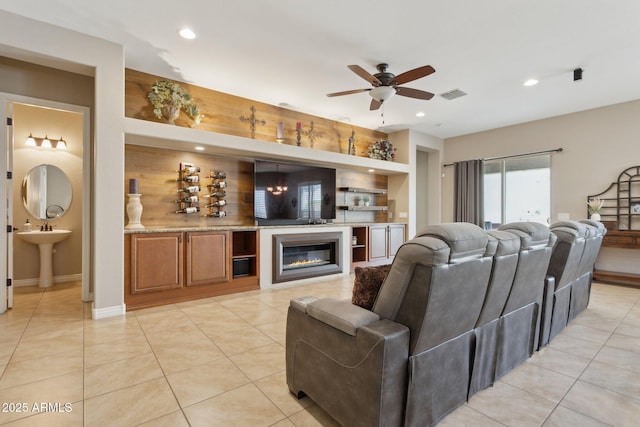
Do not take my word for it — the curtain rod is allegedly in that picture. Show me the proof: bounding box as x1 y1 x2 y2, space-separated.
443 147 563 167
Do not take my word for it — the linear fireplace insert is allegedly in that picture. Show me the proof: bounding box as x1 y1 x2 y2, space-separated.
273 232 342 283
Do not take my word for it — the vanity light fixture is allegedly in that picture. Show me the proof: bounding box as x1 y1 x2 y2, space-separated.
25 133 37 147
25 133 68 149
41 135 52 148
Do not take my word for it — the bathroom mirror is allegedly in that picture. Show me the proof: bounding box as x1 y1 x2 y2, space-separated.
22 164 73 220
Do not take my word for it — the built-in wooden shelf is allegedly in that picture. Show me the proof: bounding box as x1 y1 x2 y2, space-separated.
339 206 388 211
339 187 388 194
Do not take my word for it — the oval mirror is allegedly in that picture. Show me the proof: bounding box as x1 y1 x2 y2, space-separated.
22 164 73 220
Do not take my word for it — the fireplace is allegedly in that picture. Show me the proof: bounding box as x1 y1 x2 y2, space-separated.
273 232 342 283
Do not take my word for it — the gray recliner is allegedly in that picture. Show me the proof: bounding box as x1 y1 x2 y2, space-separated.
545 221 588 343
572 220 606 319
286 223 493 427
469 230 521 397
494 222 556 379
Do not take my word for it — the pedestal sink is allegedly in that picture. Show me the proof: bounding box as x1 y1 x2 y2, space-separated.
16 230 72 288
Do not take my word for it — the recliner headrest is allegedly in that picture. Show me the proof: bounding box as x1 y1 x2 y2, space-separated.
550 220 588 236
579 219 607 236
416 222 489 263
498 222 554 250
487 230 521 256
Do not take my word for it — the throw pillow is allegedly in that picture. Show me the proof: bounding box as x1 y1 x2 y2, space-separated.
352 264 392 310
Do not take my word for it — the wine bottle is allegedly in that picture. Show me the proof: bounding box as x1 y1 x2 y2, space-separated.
176 175 199 183
180 166 200 174
175 195 199 203
204 200 227 208
207 181 227 189
176 207 200 214
206 211 227 218
176 185 200 193
204 191 226 198
206 171 226 179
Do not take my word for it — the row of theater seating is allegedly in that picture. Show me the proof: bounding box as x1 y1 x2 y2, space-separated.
285 219 606 427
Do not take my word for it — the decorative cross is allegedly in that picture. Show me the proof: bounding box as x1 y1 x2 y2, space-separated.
239 106 266 139
301 121 323 148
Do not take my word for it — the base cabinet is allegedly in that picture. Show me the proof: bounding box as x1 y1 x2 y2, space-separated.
352 224 405 270
125 230 259 310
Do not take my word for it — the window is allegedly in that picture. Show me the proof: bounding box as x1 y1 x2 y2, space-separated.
298 182 322 219
483 155 550 229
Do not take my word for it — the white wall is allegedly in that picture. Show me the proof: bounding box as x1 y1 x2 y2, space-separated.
0 10 125 318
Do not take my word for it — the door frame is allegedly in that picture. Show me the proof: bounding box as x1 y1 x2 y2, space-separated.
1 92 91 308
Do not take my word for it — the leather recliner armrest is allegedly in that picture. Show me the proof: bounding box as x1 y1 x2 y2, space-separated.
305 298 381 336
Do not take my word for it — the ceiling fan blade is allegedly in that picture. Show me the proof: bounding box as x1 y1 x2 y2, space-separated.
326 88 371 97
396 86 435 100
393 65 435 86
348 65 382 86
369 99 382 111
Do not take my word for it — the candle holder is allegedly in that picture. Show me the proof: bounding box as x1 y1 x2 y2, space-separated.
296 128 302 146
125 194 145 229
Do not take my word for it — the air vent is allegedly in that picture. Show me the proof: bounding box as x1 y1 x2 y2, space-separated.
440 89 467 100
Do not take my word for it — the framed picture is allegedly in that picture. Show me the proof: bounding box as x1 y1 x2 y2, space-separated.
632 203 640 214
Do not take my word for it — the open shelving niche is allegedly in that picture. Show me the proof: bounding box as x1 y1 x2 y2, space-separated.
338 187 392 268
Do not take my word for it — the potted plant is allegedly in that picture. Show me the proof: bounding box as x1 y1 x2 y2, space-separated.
362 195 371 207
148 80 202 126
587 197 604 220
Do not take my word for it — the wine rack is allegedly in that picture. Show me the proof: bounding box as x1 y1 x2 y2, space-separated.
204 170 228 218
175 162 201 214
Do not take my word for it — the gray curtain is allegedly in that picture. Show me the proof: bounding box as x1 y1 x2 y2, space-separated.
454 159 484 226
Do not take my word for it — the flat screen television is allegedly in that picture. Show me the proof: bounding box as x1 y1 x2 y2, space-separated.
254 160 336 225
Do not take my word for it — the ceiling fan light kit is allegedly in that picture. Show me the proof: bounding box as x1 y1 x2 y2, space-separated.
327 63 436 111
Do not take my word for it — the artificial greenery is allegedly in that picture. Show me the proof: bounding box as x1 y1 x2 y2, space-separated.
148 80 201 124
367 139 396 161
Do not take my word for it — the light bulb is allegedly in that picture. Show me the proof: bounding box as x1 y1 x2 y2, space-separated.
41 135 52 148
25 133 36 147
57 137 67 150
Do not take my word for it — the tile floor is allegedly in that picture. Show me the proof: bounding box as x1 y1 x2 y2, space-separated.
0 277 639 426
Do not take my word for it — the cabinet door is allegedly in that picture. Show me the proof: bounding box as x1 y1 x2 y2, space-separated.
369 225 389 261
131 233 183 294
186 231 229 286
388 224 406 258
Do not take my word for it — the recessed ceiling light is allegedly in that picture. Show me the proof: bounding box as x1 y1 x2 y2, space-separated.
524 79 539 87
179 28 196 40
195 146 204 151
416 111 425 117
368 169 375 173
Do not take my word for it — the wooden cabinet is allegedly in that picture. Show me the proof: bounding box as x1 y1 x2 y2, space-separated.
125 229 259 310
131 232 184 294
186 231 229 286
351 224 405 270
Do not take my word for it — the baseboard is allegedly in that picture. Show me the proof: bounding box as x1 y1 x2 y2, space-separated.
92 302 126 319
13 273 83 287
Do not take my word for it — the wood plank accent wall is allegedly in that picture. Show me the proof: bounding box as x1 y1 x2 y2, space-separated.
125 145 390 228
125 144 255 227
125 69 387 156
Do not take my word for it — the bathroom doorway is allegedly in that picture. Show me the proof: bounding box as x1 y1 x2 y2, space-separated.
1 94 91 312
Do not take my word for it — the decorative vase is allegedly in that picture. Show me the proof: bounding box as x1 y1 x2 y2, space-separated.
162 105 181 125
590 212 601 221
125 194 145 229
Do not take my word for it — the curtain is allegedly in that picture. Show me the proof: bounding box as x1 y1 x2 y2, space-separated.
454 159 484 226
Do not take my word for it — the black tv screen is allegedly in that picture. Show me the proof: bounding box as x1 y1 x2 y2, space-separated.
254 160 336 225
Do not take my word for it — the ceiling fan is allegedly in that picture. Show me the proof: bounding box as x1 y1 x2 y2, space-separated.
327 63 436 110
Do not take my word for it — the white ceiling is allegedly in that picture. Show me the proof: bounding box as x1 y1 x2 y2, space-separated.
3 0 640 139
